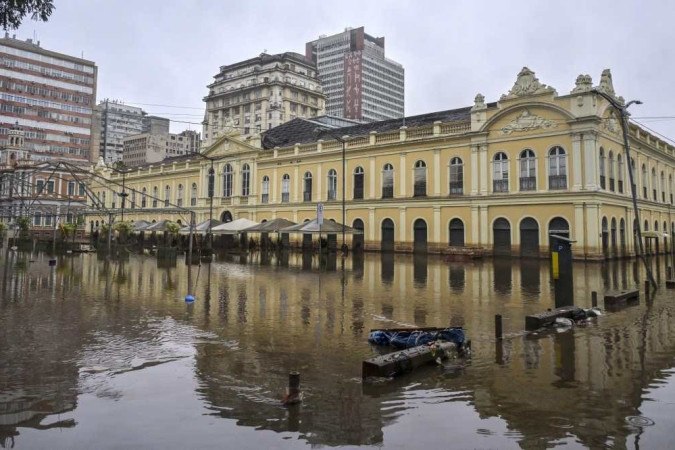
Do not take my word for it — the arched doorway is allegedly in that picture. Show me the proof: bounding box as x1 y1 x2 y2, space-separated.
381 219 395 252
519 217 539 257
601 217 609 257
493 218 511 256
352 219 364 251
449 218 464 247
413 219 427 253
548 217 570 250
220 211 233 223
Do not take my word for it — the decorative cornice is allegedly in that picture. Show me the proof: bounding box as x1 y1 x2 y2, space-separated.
500 67 557 100
500 109 558 135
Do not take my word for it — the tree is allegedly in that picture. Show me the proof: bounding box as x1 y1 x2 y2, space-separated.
1 0 54 31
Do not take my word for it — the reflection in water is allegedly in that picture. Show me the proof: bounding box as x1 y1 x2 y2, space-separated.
1 251 675 449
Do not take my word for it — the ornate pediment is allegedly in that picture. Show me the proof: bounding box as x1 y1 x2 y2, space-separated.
500 109 558 135
501 67 557 100
571 74 593 94
604 110 620 134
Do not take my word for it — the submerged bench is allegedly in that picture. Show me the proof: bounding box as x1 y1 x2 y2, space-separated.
604 289 639 310
362 341 456 378
525 306 583 331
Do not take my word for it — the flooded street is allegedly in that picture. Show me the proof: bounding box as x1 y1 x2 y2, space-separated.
1 248 675 449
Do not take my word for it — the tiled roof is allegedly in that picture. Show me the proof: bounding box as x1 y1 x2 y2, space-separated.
261 106 484 149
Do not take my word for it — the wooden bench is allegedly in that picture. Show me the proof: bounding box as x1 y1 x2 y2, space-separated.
525 306 583 331
603 289 639 310
362 341 456 378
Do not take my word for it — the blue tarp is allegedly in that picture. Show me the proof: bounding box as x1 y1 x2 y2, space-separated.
368 328 465 349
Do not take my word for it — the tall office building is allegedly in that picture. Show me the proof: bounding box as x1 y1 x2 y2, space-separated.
97 100 145 164
305 27 405 122
203 52 325 147
0 33 97 162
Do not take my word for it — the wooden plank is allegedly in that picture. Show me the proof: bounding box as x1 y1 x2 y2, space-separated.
369 326 446 333
603 289 639 307
362 342 456 378
525 306 582 331
665 279 675 289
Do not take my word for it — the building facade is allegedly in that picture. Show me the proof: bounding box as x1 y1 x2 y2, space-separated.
123 132 191 167
0 126 88 229
97 100 145 164
91 68 675 259
0 34 97 163
305 27 405 122
202 52 325 147
142 115 170 135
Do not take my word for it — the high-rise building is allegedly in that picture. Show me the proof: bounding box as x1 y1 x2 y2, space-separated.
97 100 145 164
305 27 404 122
142 115 170 135
179 129 201 154
202 52 325 147
122 131 191 167
0 33 98 162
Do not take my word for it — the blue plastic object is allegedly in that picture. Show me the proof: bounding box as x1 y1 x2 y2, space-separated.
368 327 465 349
185 294 195 303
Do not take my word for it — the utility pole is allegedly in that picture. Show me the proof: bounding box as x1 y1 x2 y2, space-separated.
592 90 656 288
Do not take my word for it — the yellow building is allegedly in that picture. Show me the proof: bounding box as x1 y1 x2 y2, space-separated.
90 68 675 259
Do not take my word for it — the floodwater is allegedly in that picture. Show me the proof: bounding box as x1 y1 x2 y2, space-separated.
1 247 675 450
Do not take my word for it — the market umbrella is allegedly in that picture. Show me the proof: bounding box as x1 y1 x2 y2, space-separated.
211 218 259 235
145 219 178 232
132 220 152 232
278 218 362 234
178 218 223 235
242 217 296 233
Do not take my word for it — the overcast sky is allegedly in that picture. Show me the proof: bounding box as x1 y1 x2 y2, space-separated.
11 0 675 141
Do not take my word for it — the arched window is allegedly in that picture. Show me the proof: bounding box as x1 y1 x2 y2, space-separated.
223 163 233 197
142 187 147 208
652 168 657 201
670 174 674 204
641 164 648 199
241 163 250 196
327 169 337 200
152 187 158 208
262 176 270 203
382 163 394 198
449 218 464 247
608 151 615 191
353 166 364 199
519 149 536 191
549 146 567 190
599 147 606 189
449 157 463 195
303 172 312 202
617 154 624 193
164 185 170 207
177 184 184 207
190 183 197 206
661 171 666 203
414 160 426 197
493 152 509 192
281 174 290 202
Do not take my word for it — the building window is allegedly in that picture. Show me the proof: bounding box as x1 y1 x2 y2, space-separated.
191 183 197 206
67 181 75 196
223 163 233 197
599 147 606 189
46 180 54 194
261 176 269 203
449 157 463 195
519 149 536 191
153 187 158 207
79 183 86 196
617 154 624 193
34 211 41 226
142 188 147 208
413 160 426 197
353 166 364 199
382 163 394 198
493 152 509 192
641 164 648 199
112 192 117 209
303 172 312 202
36 179 44 193
241 163 250 196
661 171 666 203
281 174 290 203
164 185 170 207
177 184 184 207
608 151 615 191
548 146 567 190
327 169 337 200
652 168 658 201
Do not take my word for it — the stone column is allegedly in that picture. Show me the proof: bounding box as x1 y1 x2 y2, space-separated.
369 156 376 199
399 207 407 249
368 208 375 242
433 206 441 247
586 203 600 257
470 144 479 195
271 167 278 203
316 163 323 201
471 205 480 245
479 205 489 246
293 165 299 203
574 203 585 255
571 132 583 191
582 132 599 190
399 153 406 198
433 149 441 196
479 144 489 195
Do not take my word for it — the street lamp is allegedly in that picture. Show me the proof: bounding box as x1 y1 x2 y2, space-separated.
315 128 348 254
591 89 655 288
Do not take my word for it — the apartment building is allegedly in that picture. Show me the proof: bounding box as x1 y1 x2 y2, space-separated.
123 131 191 167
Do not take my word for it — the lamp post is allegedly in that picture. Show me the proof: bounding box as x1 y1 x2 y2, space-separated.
591 89 656 288
315 129 348 254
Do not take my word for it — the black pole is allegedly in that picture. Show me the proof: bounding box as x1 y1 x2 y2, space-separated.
342 139 346 252
208 163 215 252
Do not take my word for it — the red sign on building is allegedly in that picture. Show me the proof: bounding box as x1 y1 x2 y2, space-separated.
343 51 363 120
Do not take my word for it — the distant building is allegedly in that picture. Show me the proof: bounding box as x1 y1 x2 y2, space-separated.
97 100 145 164
0 33 98 162
179 129 201 154
305 27 404 122
202 52 325 147
122 132 191 167
142 115 170 135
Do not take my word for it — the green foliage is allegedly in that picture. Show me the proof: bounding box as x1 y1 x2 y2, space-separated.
0 0 54 30
59 222 76 237
166 222 181 235
0 222 6 234
114 221 133 234
16 216 30 231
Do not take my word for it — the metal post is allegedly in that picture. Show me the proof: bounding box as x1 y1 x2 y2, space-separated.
208 163 214 251
495 314 503 340
591 291 598 308
120 171 126 223
188 211 195 265
107 212 113 255
342 139 346 252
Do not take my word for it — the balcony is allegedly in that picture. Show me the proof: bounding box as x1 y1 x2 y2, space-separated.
382 186 394 199
493 179 509 193
549 175 567 190
519 176 536 191
449 181 463 195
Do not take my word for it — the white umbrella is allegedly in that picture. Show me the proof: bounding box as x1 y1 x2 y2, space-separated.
211 218 259 235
